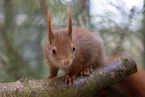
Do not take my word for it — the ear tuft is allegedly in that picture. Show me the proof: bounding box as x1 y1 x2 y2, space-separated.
47 9 54 44
67 8 72 40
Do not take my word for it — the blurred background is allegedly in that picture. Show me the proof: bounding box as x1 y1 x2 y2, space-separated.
0 0 144 83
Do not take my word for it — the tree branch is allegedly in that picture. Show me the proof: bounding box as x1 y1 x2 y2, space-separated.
0 56 137 97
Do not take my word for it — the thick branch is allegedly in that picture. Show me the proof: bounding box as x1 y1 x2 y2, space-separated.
0 56 137 97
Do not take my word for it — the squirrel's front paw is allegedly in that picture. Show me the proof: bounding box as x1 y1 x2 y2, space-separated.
62 74 76 87
80 65 93 76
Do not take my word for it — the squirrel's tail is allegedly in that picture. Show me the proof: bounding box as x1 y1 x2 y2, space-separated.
108 56 145 97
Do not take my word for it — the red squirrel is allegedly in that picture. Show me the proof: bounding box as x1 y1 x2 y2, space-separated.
44 8 107 84
44 8 145 96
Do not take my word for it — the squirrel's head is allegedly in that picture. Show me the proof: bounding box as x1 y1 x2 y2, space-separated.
47 8 75 68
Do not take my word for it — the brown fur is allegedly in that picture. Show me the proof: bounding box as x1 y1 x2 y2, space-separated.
44 9 107 78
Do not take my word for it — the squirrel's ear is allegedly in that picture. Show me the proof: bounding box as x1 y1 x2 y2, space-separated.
67 8 72 40
47 9 54 44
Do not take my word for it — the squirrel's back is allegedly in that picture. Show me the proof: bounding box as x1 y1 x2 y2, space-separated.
68 27 107 71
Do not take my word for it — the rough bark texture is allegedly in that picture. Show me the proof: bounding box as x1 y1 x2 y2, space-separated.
0 56 137 97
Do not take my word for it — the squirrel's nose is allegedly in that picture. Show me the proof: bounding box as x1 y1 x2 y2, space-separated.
64 61 70 66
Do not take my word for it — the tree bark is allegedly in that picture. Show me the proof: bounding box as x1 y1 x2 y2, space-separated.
0 56 137 97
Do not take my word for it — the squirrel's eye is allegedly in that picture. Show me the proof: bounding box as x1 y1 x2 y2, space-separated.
52 49 57 54
73 46 75 52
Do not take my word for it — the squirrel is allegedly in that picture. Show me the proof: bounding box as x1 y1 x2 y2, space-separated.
44 8 145 96
44 8 107 85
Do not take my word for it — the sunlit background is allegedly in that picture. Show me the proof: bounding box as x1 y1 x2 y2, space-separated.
0 0 144 84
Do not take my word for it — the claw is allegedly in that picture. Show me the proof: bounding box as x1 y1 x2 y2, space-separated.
86 67 90 75
62 74 76 87
80 70 83 76
80 65 93 76
84 68 87 75
68 78 71 87
90 65 93 72
72 76 76 83
64 75 69 83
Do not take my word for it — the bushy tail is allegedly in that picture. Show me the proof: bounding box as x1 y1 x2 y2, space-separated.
108 56 145 97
